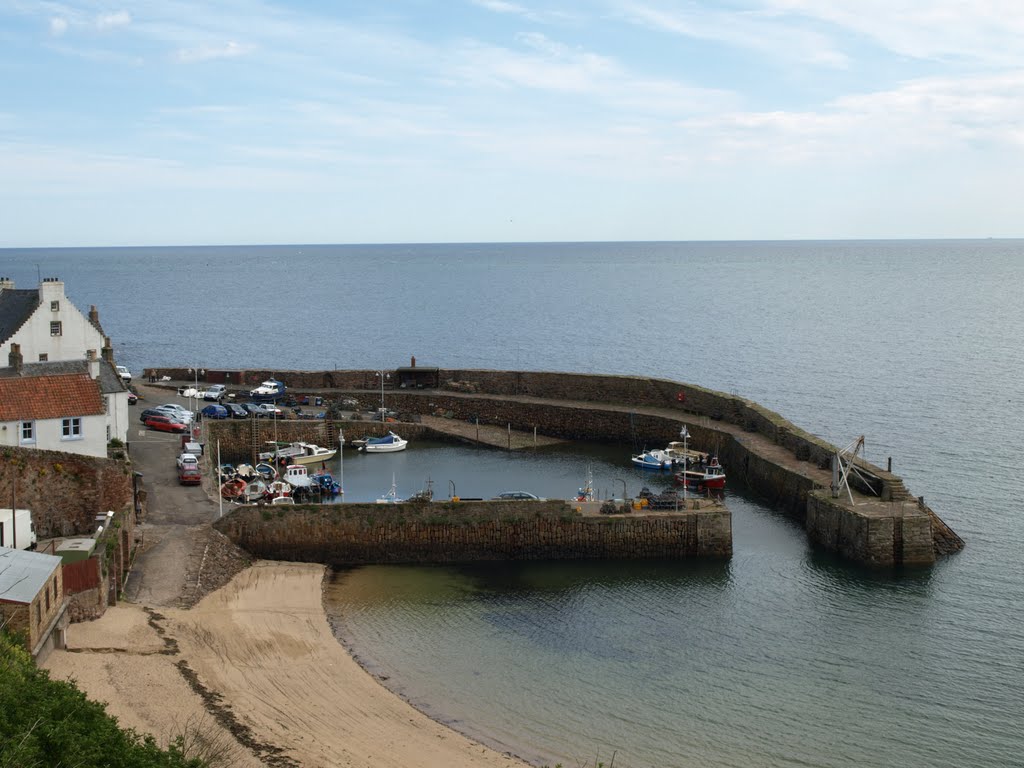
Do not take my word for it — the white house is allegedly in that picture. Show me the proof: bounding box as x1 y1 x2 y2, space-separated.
0 277 129 446
0 345 111 458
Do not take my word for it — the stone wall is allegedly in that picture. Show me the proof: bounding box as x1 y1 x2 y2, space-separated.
0 447 133 538
805 491 934 565
214 500 732 565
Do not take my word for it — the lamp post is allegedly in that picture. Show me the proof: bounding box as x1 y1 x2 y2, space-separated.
375 370 390 420
187 367 204 427
679 426 689 502
338 428 344 500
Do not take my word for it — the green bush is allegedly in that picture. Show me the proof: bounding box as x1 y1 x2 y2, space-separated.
0 632 205 767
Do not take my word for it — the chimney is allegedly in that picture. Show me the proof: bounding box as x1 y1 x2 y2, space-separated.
101 337 114 363
89 305 100 325
86 349 100 379
411 355 416 368
8 343 23 373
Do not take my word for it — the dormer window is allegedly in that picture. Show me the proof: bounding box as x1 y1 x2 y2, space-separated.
51 300 60 311
50 321 62 336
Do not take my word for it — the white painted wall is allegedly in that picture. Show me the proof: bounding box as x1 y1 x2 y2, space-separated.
0 280 106 363
0 413 109 458
105 391 129 444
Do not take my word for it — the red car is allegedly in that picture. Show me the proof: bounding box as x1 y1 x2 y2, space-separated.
178 466 202 485
145 414 188 433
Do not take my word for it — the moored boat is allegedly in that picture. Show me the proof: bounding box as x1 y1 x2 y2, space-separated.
631 449 674 470
220 477 247 499
258 441 337 466
283 464 312 489
674 456 727 491
361 431 408 453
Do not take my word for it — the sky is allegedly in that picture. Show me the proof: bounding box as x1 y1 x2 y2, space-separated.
1 0 1023 247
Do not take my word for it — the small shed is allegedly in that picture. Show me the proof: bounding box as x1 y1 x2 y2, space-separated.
0 546 68 661
396 358 440 389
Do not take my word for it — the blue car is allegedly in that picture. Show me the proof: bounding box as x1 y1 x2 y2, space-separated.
201 404 229 420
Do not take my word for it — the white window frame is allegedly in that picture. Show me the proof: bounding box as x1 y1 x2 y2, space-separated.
50 321 62 336
61 417 82 440
20 420 35 445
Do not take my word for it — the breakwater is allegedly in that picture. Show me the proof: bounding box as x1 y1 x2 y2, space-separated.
156 366 963 567
213 500 732 565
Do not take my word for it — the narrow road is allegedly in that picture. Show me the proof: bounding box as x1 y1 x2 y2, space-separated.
123 385 249 608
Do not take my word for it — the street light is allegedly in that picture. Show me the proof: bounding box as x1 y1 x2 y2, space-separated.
187 367 204 425
375 370 390 420
679 426 689 502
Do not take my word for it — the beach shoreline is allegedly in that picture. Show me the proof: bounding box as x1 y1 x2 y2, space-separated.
44 560 534 768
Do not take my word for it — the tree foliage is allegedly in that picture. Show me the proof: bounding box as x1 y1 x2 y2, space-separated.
0 632 205 768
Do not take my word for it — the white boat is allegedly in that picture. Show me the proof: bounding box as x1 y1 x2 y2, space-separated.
270 495 295 505
265 479 291 500
376 476 400 504
631 449 674 470
282 464 312 489
258 441 338 466
240 478 268 503
360 431 408 453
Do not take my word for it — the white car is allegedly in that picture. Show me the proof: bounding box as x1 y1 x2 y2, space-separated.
115 365 132 383
176 453 199 470
156 404 194 424
203 384 227 401
259 403 283 417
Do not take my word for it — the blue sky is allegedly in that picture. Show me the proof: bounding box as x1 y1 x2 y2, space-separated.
2 0 1022 246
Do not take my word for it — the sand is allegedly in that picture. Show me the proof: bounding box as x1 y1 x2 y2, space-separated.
44 561 530 768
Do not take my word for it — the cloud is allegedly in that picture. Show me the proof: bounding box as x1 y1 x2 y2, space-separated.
175 40 253 63
96 11 131 30
619 2 849 68
49 17 68 36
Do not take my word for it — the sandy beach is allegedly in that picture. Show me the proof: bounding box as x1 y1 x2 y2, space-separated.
45 561 531 768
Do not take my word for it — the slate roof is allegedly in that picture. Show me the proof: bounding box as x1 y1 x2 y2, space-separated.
0 372 105 421
0 289 39 345
0 546 61 605
0 359 127 395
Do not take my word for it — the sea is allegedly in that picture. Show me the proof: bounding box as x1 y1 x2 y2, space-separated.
1 241 1021 768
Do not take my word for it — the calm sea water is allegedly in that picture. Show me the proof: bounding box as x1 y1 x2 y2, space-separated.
3 241 1022 767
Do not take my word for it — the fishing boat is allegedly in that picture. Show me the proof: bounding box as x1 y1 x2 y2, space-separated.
376 475 400 503
283 464 312 489
663 441 709 466
311 471 342 496
240 478 268 503
674 456 727 491
361 431 408 453
574 466 595 502
265 479 291 501
254 462 278 480
235 463 259 481
220 477 247 500
258 441 337 466
631 449 674 470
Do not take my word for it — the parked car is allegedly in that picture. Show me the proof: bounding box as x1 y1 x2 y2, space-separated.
492 491 543 501
115 365 132 383
223 403 248 419
176 453 199 470
200 404 229 420
177 466 202 485
144 414 188 433
139 408 166 423
259 403 283 417
203 384 227 401
127 391 138 405
239 402 265 417
155 404 194 424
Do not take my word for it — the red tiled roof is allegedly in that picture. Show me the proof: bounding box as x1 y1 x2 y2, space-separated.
0 373 105 421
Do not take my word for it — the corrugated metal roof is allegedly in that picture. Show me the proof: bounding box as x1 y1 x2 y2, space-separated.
0 546 61 605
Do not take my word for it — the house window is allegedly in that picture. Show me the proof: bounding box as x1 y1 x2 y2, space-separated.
20 421 35 444
61 417 82 440
38 353 48 362
50 321 62 336
50 300 60 311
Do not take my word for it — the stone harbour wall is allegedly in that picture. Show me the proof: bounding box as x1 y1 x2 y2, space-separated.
214 500 732 565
